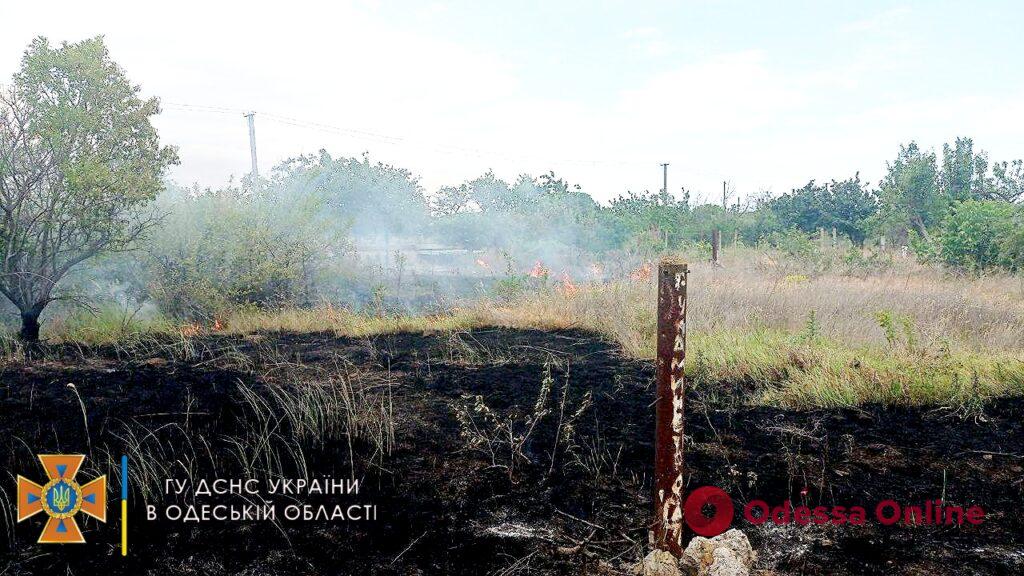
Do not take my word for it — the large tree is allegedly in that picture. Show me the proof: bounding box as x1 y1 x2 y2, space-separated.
769 175 877 245
878 142 942 241
0 36 177 340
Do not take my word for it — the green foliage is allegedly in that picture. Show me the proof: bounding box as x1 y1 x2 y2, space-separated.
142 183 342 320
0 36 177 337
800 309 820 342
938 200 1015 270
875 310 916 352
878 142 942 241
841 247 893 277
433 171 617 258
768 228 818 259
939 137 991 203
768 175 877 245
997 208 1024 271
990 159 1024 202
271 150 428 237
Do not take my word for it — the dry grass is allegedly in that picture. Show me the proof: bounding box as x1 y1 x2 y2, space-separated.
469 252 1024 357
460 251 1024 408
13 247 1024 409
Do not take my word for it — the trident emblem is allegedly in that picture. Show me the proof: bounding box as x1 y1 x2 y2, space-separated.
17 455 106 543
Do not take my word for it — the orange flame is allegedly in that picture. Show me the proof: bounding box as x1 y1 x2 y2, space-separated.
213 318 224 331
179 323 200 338
475 258 490 270
557 273 580 297
528 261 549 279
629 262 653 282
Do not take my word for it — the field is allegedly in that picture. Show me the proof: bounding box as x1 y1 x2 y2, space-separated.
1 250 1022 574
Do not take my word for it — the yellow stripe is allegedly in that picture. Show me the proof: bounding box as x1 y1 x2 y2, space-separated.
121 500 127 556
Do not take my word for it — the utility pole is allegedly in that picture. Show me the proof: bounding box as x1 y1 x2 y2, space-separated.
245 112 259 181
722 181 727 211
660 163 670 205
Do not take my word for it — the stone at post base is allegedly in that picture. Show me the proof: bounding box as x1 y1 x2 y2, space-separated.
636 549 690 576
637 529 755 576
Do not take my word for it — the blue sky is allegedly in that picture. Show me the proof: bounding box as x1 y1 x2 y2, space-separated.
2 1 1022 202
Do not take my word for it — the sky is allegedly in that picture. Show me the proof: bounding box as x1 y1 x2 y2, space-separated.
2 1 1022 203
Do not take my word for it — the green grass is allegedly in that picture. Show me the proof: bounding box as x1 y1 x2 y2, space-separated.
8 282 1024 411
689 329 1024 408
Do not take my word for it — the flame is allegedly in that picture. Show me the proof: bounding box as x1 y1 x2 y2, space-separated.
213 318 224 331
179 323 200 338
629 262 653 282
475 258 490 270
557 273 580 297
528 261 549 279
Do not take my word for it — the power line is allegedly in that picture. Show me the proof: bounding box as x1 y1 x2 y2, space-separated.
160 100 735 181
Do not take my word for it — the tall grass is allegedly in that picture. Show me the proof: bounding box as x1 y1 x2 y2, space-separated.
8 247 1024 409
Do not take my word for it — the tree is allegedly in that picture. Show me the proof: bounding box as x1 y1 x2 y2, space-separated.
0 36 177 340
143 182 339 320
272 150 428 237
768 175 877 245
938 137 990 203
938 200 1015 270
991 159 1024 203
878 143 941 241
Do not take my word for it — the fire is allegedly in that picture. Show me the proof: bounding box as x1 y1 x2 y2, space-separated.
179 323 200 338
213 318 224 331
557 273 580 297
528 261 549 279
629 262 653 282
475 258 490 270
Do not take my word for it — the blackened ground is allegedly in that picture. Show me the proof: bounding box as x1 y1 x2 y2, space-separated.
0 328 1021 575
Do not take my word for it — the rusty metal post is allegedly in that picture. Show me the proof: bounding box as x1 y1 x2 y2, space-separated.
653 259 688 556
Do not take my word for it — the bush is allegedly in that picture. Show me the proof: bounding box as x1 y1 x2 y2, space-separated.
938 200 1015 271
142 184 343 320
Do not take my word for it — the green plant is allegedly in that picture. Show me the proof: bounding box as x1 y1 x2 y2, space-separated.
938 200 1015 271
875 309 916 352
800 309 820 342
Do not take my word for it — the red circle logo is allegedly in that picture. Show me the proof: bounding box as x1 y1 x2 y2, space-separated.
683 486 734 537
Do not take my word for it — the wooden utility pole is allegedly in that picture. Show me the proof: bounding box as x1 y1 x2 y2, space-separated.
711 230 721 265
660 163 670 205
653 259 688 557
245 112 259 181
722 181 727 211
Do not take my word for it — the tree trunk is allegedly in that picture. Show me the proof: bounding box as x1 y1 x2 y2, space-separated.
19 308 42 341
911 215 931 243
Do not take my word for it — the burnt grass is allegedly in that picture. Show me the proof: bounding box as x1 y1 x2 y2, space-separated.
0 328 1021 575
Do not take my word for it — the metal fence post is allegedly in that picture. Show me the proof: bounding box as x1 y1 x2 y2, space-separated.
653 259 688 556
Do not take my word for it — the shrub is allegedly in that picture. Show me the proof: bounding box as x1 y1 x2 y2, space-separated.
938 200 1015 271
142 184 342 320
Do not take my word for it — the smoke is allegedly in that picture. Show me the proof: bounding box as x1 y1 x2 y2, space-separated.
28 149 676 327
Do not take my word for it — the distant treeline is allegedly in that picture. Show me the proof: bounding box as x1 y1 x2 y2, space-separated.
3 35 1023 339
246 136 1024 272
